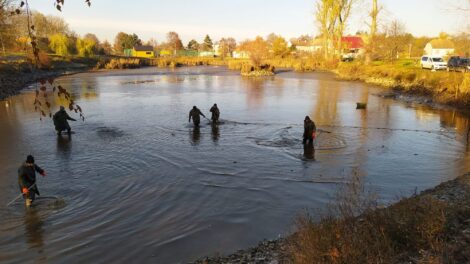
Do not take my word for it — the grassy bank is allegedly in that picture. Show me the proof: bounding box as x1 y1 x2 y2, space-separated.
289 172 470 263
335 60 470 108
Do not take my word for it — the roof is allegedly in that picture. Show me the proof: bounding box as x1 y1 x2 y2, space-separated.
428 39 454 49
133 45 154 52
341 36 364 49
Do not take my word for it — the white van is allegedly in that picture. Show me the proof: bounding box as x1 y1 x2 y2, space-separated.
421 56 447 70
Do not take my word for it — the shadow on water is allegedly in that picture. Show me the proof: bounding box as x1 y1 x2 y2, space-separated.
23 208 44 251
56 134 72 156
211 124 220 143
303 143 315 161
190 127 201 145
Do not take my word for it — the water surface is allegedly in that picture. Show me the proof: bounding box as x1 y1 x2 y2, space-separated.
1 66 470 263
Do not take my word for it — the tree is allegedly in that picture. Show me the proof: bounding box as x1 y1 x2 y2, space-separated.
218 37 236 58
146 38 157 49
32 12 69 39
166 31 183 53
187 39 199 50
378 19 410 61
238 36 269 68
271 35 290 57
365 0 381 64
100 40 112 55
202 34 213 51
76 37 96 57
113 32 141 54
315 0 357 59
453 29 470 57
0 0 14 54
84 33 99 53
48 33 70 56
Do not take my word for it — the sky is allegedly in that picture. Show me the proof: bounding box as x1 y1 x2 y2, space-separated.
32 0 470 44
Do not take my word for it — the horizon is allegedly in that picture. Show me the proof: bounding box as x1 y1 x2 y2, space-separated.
30 0 469 44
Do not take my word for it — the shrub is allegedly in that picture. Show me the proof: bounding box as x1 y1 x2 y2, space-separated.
288 174 448 264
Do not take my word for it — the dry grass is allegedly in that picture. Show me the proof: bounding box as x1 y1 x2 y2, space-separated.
336 62 470 107
288 174 450 264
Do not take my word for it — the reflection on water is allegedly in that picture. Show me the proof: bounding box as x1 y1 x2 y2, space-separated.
56 135 72 156
303 143 315 160
190 126 201 145
1 67 470 263
211 124 220 143
24 208 44 250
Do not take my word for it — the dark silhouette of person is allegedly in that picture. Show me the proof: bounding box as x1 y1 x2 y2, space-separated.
53 106 76 135
303 116 317 145
18 155 47 207
188 106 206 127
209 104 220 123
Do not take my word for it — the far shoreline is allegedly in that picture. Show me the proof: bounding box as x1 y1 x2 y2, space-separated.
3 63 468 117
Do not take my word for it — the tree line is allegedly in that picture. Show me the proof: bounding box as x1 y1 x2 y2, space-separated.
1 0 469 64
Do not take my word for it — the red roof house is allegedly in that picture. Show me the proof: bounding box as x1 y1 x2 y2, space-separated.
341 36 364 50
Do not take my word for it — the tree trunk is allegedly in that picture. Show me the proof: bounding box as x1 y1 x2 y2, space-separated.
365 0 378 65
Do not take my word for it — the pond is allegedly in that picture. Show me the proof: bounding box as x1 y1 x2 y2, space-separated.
1 66 470 263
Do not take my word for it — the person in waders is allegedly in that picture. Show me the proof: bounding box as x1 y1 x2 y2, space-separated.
53 106 76 135
189 106 206 127
209 103 220 124
303 116 317 145
18 155 46 207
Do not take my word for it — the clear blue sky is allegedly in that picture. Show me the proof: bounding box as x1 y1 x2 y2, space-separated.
32 0 469 44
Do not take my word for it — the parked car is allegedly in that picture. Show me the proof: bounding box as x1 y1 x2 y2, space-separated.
447 56 470 72
420 56 447 70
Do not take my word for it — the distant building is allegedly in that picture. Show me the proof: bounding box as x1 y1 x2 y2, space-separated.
341 36 365 60
341 36 364 53
295 39 323 53
424 39 455 57
132 45 155 58
199 51 216 57
232 51 249 59
213 43 221 57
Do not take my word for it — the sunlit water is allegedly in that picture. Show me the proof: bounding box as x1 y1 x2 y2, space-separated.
1 66 470 263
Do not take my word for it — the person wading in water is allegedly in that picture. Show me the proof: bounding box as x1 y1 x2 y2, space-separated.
189 106 206 127
18 155 46 207
53 106 76 135
303 116 317 145
209 103 220 124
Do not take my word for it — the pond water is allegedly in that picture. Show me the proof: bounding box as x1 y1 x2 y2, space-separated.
1 66 470 263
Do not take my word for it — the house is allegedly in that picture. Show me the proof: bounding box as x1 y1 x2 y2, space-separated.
341 36 365 57
213 43 220 56
295 39 323 53
199 51 216 57
132 45 155 58
424 39 455 57
232 51 249 59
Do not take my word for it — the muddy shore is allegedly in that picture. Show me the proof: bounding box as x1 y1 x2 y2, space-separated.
193 173 470 263
0 69 67 100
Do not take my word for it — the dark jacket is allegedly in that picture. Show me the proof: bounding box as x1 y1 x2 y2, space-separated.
304 120 316 139
210 106 220 121
189 108 205 125
18 163 44 196
53 109 76 131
